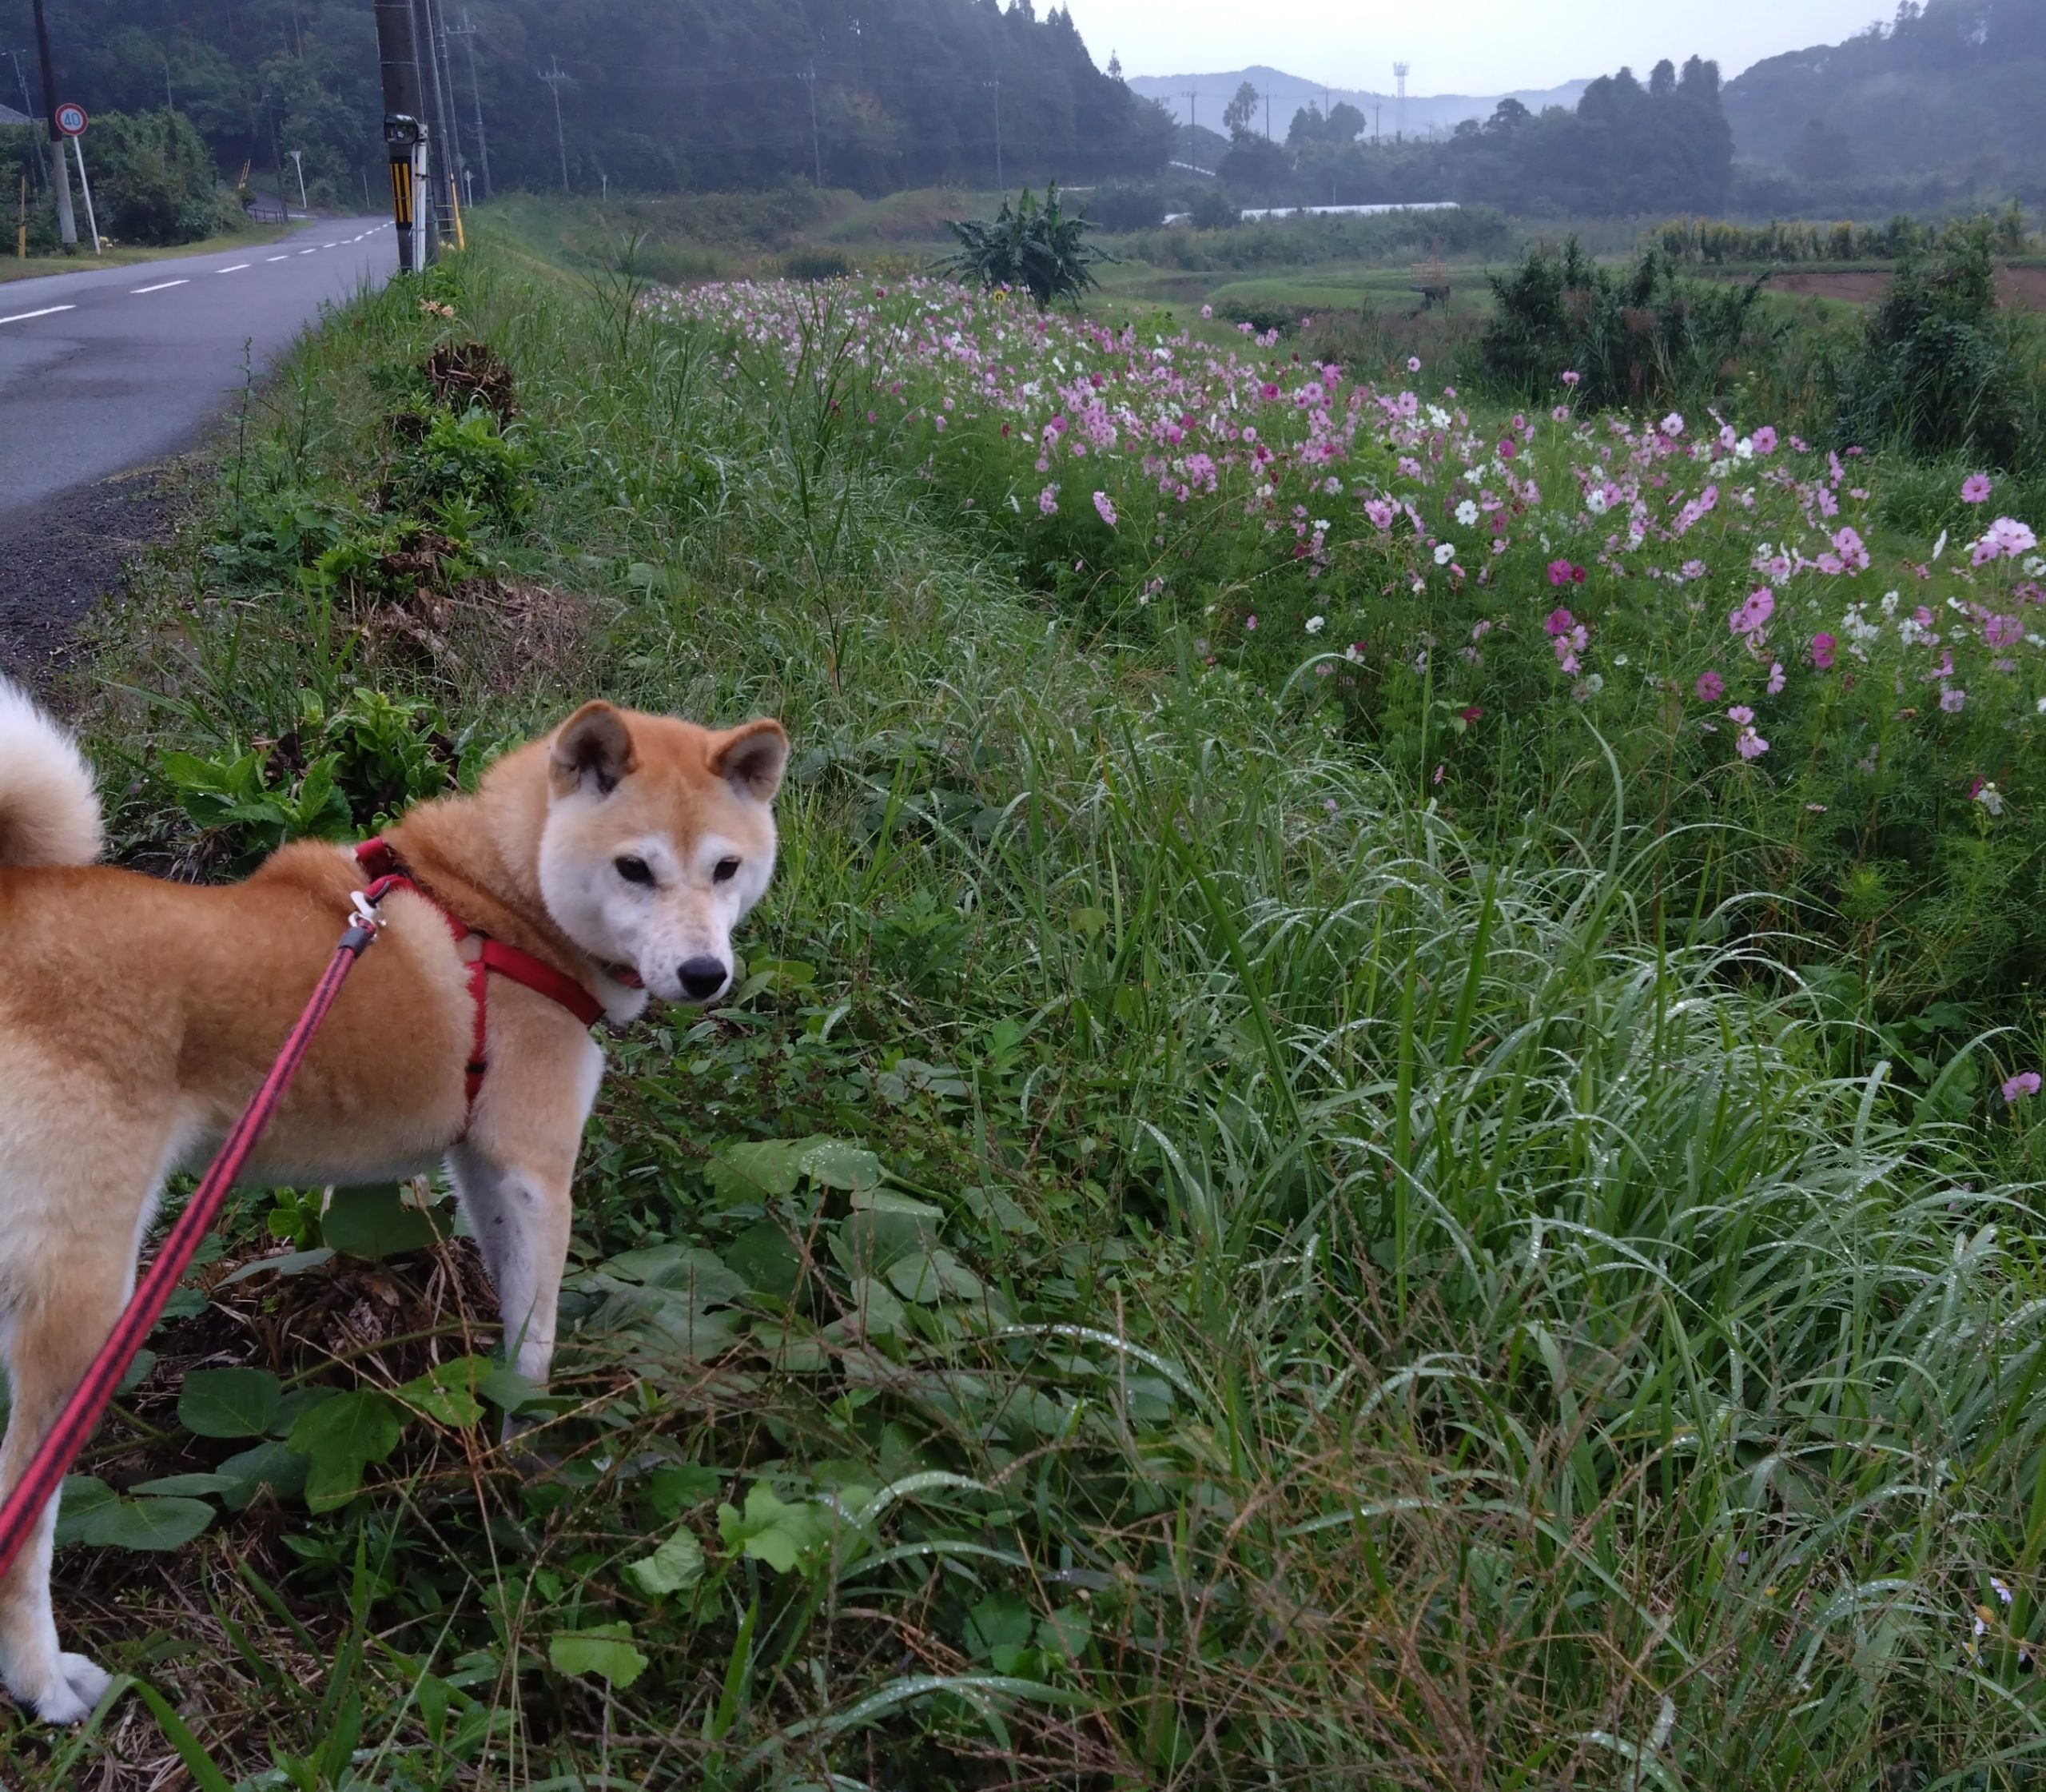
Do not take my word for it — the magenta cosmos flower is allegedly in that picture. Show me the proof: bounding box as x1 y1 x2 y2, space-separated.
1093 491 1117 528
1810 632 1836 669
1963 473 1993 505
1694 670 1725 702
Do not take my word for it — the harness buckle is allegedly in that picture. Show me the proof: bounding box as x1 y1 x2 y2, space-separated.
348 889 384 931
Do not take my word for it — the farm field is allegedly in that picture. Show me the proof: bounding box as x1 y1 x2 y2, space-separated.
21 217 2046 1787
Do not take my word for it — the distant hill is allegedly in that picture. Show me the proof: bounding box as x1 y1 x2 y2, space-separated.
1126 65 1590 143
1724 0 2046 189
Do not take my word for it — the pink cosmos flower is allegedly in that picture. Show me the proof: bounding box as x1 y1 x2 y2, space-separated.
1093 491 1117 528
1751 426 1778 454
1547 560 1578 587
1729 587 1776 637
2004 1071 2042 1102
1560 370 1581 388
1552 405 1573 422
1963 473 1993 504
1695 670 1725 702
1545 607 1575 636
1037 484 1059 516
1735 728 1770 759
1727 704 1755 726
1363 498 1395 531
1200 303 1213 318
1407 356 1422 373
1244 614 1257 631
1767 661 1786 695
1941 687 1966 713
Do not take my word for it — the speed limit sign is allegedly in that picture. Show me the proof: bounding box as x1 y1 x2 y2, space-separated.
53 102 87 137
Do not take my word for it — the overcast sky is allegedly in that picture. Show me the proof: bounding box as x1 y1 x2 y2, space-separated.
1065 0 1892 94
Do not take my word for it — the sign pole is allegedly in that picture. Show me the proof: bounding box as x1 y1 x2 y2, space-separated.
68 135 97 253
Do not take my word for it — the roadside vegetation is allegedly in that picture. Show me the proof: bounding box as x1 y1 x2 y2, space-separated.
19 218 2046 1787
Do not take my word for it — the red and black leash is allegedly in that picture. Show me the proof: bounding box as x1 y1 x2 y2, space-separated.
0 885 397 1585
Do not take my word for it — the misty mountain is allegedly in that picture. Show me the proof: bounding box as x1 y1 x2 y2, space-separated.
1725 0 2046 187
1125 65 1590 144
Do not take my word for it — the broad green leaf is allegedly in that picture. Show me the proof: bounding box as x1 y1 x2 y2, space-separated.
548 1625 648 1688
178 1368 281 1440
72 1495 215 1551
886 1246 984 1304
797 1137 882 1191
751 1316 830 1369
270 1384 340 1436
850 1276 907 1336
723 1223 803 1300
477 1363 541 1413
716 1481 831 1577
53 1475 117 1546
647 1463 718 1519
703 1140 804 1206
287 1389 406 1512
397 1356 488 1429
322 1184 448 1260
215 1440 308 1513
129 1472 242 1497
625 1527 705 1598
116 1348 157 1396
600 1244 746 1306
965 1591 1033 1659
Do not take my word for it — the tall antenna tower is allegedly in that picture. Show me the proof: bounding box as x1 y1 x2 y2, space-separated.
1393 62 1409 139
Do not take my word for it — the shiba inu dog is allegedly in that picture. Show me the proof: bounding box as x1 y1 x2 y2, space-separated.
0 683 786 1722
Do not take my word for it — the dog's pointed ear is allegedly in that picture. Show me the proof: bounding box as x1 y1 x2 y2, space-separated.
709 718 788 803
551 702 637 798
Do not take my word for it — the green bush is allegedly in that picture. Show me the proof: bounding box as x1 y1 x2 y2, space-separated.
82 107 239 247
1082 179 1164 233
940 182 1109 307
1833 219 2025 466
1471 235 1771 408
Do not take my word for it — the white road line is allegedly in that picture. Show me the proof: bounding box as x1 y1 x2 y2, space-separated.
266 255 289 262
216 263 251 273
297 248 317 255
131 279 189 294
322 241 338 249
0 304 74 325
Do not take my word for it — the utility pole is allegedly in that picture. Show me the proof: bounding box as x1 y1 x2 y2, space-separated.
800 69 822 189
163 56 173 113
1183 88 1197 168
28 0 76 249
539 58 570 193
411 0 460 246
288 147 307 210
448 10 491 201
984 77 1001 193
1264 86 1270 139
373 0 432 269
1394 62 1409 141
6 50 46 188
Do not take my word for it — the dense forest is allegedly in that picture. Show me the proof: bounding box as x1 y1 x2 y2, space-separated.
1724 0 2046 205
0 0 1173 205
1203 57 1734 219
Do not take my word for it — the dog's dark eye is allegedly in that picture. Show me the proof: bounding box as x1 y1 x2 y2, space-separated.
615 855 655 886
713 857 741 884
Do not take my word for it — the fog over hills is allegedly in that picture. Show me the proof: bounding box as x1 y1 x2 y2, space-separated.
1125 65 1590 142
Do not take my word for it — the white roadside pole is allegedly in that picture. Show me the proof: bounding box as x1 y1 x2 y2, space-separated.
53 102 97 255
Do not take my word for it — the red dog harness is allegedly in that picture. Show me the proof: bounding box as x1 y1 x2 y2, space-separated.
354 837 606 1110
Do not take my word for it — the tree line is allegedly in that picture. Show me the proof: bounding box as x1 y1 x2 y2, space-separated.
0 0 1174 209
1203 58 1734 219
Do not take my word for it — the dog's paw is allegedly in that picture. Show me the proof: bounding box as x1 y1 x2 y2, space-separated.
33 1653 111 1725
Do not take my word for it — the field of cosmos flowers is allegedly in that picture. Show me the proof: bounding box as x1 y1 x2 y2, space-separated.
666 273 2046 1045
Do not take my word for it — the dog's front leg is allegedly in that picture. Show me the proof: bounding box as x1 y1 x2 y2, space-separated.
448 1141 575 1388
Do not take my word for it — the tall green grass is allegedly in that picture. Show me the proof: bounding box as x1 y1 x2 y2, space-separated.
34 235 2046 1787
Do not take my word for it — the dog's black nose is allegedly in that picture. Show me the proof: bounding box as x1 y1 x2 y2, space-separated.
677 956 728 1001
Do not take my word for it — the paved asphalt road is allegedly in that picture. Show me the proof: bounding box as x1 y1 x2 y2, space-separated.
0 214 396 529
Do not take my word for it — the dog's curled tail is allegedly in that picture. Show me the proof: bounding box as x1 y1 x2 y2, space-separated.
0 679 104 868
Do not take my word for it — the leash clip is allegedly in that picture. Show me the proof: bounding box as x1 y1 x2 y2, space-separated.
348 889 384 932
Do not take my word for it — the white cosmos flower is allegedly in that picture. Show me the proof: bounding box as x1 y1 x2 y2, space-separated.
1586 488 1610 515
1434 543 1457 566
1456 500 1479 526
1304 615 1326 633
